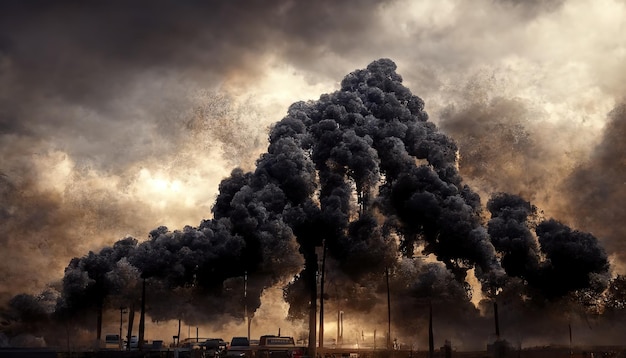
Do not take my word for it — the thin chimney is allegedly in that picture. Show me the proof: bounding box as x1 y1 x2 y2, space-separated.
494 302 500 340
428 302 434 358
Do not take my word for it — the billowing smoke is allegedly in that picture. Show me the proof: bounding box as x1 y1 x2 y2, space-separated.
560 103 626 269
487 193 541 282
488 193 609 298
0 59 618 351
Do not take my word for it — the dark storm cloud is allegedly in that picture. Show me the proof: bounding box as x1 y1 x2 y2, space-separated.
0 0 392 167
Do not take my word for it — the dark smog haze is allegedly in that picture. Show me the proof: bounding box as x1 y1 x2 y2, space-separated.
1 0 626 352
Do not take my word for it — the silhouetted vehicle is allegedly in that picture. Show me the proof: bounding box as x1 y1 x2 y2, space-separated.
123 336 139 349
200 338 228 357
257 335 303 358
231 337 250 347
227 337 251 358
104 334 121 349
180 337 211 349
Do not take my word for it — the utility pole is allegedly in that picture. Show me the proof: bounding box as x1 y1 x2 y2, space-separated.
138 278 146 350
566 311 573 356
126 303 135 351
319 241 326 350
386 267 391 350
96 301 103 348
494 302 500 340
428 302 434 358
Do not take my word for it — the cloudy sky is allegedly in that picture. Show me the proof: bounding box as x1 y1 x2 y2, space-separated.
1 0 625 304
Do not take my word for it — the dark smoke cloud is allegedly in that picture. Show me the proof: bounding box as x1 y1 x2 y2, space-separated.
0 0 391 153
535 219 610 297
216 59 611 346
487 193 541 282
487 193 609 299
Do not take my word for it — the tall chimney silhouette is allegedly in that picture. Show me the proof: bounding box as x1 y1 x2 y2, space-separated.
494 302 500 340
428 302 434 358
138 278 146 350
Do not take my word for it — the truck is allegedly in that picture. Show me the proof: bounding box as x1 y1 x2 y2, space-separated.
227 337 251 358
256 335 304 358
104 334 121 350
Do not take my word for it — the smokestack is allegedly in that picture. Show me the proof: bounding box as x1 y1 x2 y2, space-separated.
126 303 135 351
386 267 391 350
569 322 572 355
494 302 500 340
429 302 434 358
248 318 252 342
244 271 249 340
119 306 126 351
319 242 326 349
138 278 146 350
96 297 103 346
308 257 317 358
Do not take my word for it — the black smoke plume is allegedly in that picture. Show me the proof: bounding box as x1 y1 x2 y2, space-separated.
487 193 609 299
0 59 614 350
